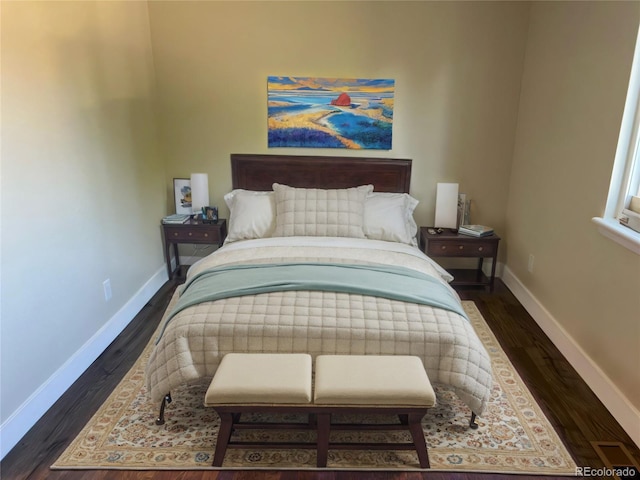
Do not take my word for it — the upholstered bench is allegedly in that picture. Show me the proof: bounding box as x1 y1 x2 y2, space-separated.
204 353 313 467
313 355 435 468
204 353 435 468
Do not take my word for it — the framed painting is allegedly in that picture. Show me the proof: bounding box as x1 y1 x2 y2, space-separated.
267 76 395 150
173 178 192 214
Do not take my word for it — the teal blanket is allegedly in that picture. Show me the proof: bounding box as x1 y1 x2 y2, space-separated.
156 262 467 344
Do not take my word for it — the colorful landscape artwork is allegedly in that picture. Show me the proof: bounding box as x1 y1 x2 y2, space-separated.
267 76 395 150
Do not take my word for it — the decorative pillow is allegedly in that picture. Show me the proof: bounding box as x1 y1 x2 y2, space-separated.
272 183 373 238
223 189 276 243
363 192 419 245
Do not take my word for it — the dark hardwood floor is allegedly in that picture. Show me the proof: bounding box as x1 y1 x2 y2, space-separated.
2 272 638 480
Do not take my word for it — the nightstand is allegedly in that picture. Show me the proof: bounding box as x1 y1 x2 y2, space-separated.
419 227 500 292
162 218 227 279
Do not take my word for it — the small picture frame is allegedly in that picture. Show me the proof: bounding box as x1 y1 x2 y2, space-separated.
203 206 218 224
173 178 192 214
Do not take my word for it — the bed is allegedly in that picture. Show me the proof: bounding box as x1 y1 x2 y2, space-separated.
146 153 492 424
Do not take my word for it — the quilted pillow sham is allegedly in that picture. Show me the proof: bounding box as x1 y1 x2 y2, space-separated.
272 183 373 238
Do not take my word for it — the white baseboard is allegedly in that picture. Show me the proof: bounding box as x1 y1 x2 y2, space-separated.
0 265 169 460
502 266 640 448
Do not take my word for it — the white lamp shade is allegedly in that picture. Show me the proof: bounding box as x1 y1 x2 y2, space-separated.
190 173 210 213
434 182 459 229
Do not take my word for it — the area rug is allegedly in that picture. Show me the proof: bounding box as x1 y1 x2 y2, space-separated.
52 301 577 474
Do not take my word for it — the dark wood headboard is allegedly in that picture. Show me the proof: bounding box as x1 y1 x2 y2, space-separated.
231 154 411 193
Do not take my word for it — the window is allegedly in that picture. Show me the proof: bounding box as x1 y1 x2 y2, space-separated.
593 25 640 255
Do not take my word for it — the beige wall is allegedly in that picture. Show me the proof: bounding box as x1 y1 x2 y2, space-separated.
1 1 166 429
147 1 529 241
506 1 640 415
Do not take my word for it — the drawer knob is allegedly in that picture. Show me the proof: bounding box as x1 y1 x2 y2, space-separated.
459 246 464 250
173 232 178 237
441 246 447 250
188 232 193 236
204 233 209 237
478 246 484 252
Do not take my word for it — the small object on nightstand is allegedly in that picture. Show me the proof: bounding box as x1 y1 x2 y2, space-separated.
458 224 494 237
162 214 191 224
202 206 219 224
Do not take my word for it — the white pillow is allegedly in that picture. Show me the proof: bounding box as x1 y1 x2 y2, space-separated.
363 192 419 246
224 189 276 243
272 183 373 238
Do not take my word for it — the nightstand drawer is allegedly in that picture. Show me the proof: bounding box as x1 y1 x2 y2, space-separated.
427 240 496 257
164 226 221 243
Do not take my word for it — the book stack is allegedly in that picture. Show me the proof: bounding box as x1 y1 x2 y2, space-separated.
162 214 191 224
458 224 494 237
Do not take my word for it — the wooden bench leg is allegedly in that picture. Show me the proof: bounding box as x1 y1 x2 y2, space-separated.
212 411 234 467
316 413 331 467
407 412 430 468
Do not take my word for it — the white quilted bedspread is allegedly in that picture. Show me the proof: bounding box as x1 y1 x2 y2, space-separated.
145 237 492 415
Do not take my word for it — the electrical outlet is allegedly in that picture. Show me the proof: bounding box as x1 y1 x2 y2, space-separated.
103 279 112 302
528 254 535 273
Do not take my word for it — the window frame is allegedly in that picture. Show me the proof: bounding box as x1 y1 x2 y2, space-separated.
593 25 640 256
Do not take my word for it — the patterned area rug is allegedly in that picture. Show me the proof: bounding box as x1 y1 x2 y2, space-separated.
52 301 577 474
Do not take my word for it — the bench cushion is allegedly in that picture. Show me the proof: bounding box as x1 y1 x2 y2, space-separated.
204 353 312 405
314 355 436 407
